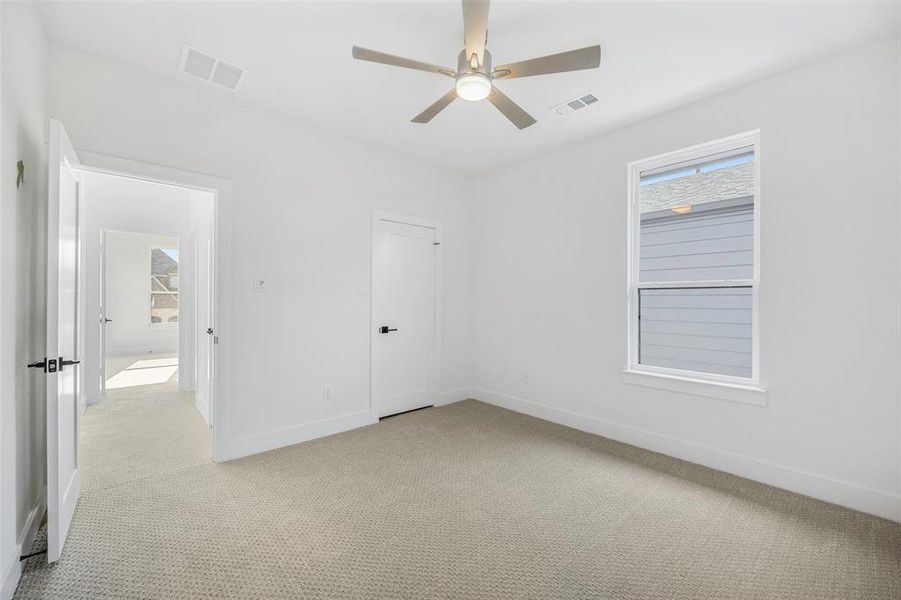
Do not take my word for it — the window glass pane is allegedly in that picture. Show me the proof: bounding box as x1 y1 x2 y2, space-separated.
639 287 751 378
639 150 754 282
150 247 179 325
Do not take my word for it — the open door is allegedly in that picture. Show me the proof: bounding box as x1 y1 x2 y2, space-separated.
98 230 108 401
194 212 215 425
46 119 82 562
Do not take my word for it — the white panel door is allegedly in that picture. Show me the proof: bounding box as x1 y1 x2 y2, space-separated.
194 212 214 425
46 120 82 563
372 218 437 417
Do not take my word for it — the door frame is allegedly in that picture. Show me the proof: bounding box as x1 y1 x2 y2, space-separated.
76 151 232 462
370 209 442 418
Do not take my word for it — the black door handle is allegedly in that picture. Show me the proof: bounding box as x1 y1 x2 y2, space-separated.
379 326 398 334
103 317 113 323
59 358 80 372
206 328 214 335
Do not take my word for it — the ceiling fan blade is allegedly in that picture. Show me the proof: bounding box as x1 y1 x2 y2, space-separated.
352 46 455 78
487 87 536 130
462 0 490 67
411 89 458 124
493 45 601 79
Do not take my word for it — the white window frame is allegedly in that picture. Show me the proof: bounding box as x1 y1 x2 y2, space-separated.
624 130 765 405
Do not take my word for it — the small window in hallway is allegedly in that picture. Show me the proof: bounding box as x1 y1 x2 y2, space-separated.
150 247 179 325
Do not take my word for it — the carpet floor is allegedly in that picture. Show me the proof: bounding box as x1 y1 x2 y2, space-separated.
14 392 901 599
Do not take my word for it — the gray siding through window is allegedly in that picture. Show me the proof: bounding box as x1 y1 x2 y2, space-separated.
639 287 752 378
638 201 754 378
639 202 753 283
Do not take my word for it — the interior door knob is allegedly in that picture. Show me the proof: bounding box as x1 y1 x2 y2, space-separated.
103 317 113 323
379 326 398 334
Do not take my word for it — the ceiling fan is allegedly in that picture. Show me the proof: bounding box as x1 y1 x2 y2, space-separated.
352 0 601 130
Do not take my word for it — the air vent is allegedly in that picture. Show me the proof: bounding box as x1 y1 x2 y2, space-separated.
551 92 599 117
179 45 246 91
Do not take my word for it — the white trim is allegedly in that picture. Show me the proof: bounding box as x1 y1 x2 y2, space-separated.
370 209 443 418
626 130 761 389
221 388 470 460
220 410 377 461
76 151 232 463
471 388 901 523
621 369 766 406
0 551 18 600
1 500 45 600
434 387 473 406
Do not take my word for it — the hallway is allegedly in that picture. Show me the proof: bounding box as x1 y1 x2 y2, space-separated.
82 368 211 494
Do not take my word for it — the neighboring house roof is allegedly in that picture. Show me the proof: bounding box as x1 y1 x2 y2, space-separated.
639 161 754 213
151 248 179 292
151 248 178 277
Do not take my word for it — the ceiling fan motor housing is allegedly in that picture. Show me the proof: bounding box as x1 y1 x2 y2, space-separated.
458 48 492 77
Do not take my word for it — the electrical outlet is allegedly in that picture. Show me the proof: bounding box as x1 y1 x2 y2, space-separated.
521 370 530 385
322 386 331 401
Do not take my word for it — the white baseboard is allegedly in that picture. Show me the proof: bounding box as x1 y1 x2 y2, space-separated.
1 500 46 600
0 552 18 600
219 409 378 462
435 387 473 406
18 502 44 564
106 347 177 357
218 388 473 462
472 388 901 523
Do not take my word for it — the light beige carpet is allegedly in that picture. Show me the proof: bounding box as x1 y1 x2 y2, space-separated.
15 394 901 599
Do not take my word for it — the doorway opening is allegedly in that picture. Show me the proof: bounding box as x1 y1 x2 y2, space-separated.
101 231 181 394
81 169 216 431
77 169 218 497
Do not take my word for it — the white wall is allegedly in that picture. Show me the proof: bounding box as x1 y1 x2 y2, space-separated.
0 3 46 598
81 170 211 406
470 39 901 521
103 231 178 356
48 45 474 460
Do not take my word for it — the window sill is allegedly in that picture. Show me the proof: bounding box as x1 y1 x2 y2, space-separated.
621 369 767 406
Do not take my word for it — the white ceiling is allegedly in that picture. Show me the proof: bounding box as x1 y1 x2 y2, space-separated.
37 1 901 177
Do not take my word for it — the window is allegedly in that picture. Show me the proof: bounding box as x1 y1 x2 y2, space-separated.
627 131 759 388
150 247 179 325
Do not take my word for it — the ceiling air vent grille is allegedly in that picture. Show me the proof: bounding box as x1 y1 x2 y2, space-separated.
179 45 246 91
551 92 599 117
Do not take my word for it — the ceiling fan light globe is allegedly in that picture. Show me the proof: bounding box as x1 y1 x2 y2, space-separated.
455 73 492 102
